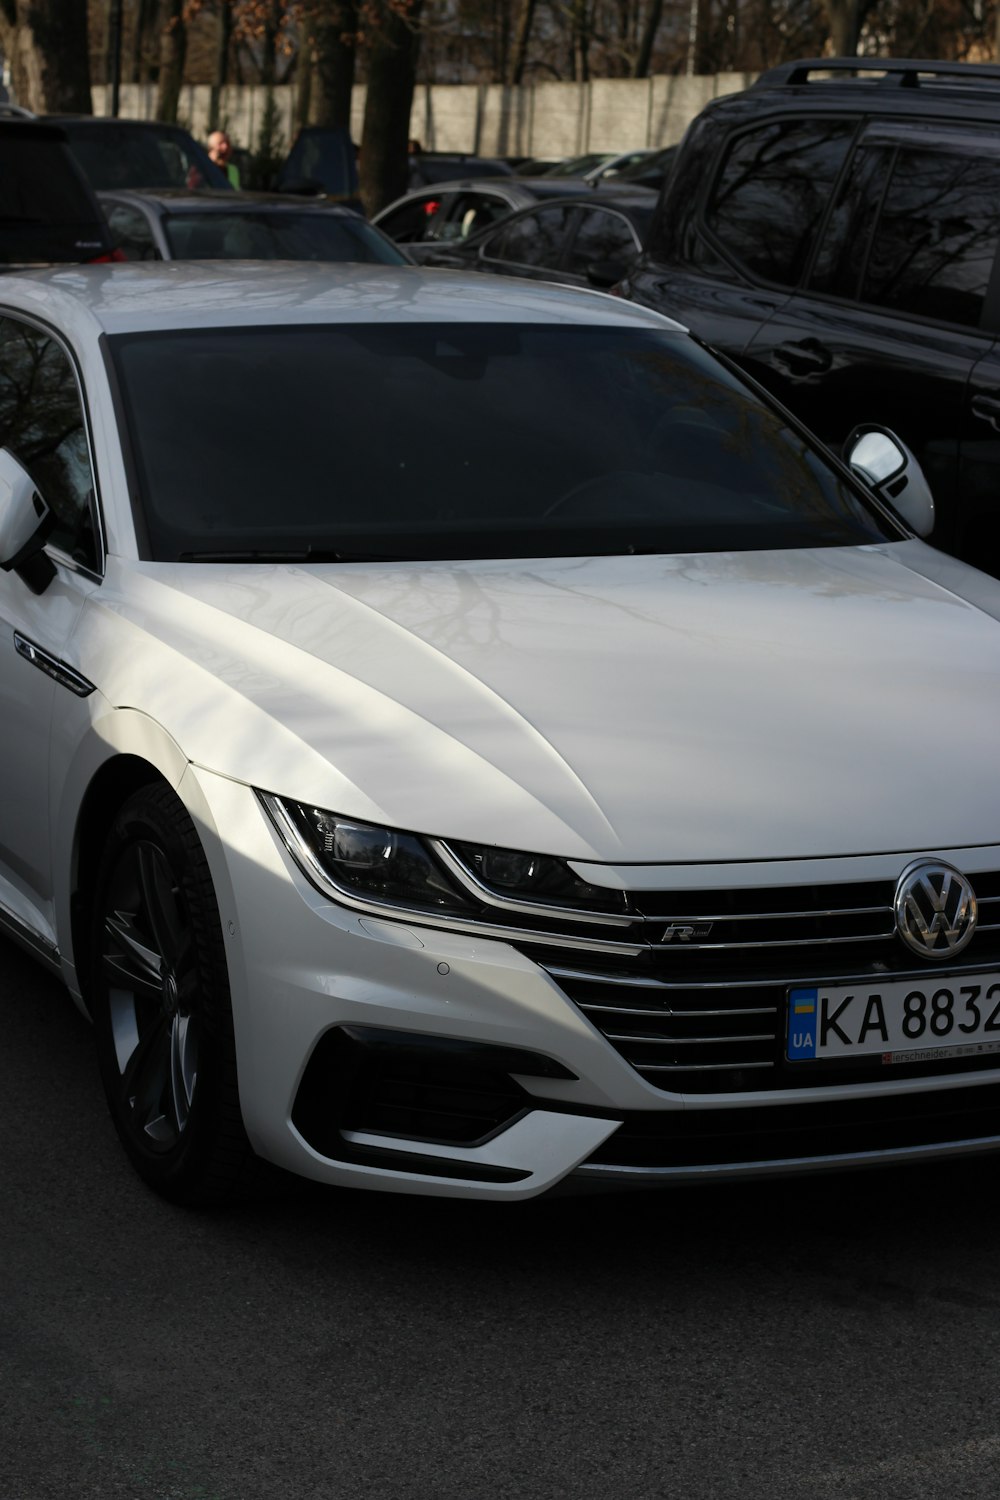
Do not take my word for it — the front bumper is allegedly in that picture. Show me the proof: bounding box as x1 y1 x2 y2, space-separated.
184 766 1000 1199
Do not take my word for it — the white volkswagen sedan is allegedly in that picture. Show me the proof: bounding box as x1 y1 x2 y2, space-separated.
2 262 1000 1204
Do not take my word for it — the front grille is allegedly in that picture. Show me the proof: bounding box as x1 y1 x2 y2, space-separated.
527 871 1000 1094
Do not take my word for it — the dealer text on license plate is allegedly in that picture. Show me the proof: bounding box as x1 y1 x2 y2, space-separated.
787 975 1000 1064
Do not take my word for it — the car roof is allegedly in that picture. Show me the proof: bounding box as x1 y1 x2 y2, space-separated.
97 188 364 215
712 56 1000 124
0 262 685 336
46 114 202 131
460 190 658 242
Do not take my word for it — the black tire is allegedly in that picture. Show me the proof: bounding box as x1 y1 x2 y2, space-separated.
90 782 256 1204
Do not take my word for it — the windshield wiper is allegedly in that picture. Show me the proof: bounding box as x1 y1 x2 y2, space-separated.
178 549 399 563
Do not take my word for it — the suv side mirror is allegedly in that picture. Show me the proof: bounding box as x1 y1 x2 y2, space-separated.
844 425 935 539
0 449 56 594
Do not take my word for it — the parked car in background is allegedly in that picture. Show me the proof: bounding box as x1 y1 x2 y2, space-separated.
373 175 653 256
420 191 656 289
0 116 116 263
274 125 360 204
48 116 231 193
602 143 677 190
406 151 514 186
544 149 655 182
100 189 410 264
620 58 1000 574
538 151 618 178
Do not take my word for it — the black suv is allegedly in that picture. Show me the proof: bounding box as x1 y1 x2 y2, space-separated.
621 58 1000 571
0 115 115 263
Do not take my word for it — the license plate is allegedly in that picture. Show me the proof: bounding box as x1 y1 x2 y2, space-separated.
787 975 1000 1065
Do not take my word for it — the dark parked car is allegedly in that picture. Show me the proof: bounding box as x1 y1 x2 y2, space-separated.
620 58 1000 572
48 116 231 193
274 125 360 204
407 151 514 186
0 116 115 263
99 189 410 264
420 191 656 289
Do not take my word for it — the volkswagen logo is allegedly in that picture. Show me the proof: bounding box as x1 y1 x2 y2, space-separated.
893 860 978 960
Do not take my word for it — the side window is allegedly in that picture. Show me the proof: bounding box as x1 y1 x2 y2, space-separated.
809 144 892 298
859 149 1000 328
436 193 509 241
106 203 158 260
0 318 99 569
565 208 639 274
489 206 574 268
703 117 857 286
377 195 443 244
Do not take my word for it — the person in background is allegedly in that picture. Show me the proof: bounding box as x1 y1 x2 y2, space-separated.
207 130 241 188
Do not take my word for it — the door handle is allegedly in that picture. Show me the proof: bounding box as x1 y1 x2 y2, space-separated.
971 392 1000 430
770 338 833 377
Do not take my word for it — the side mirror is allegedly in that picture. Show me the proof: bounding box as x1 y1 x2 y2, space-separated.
844 424 935 538
0 449 55 594
585 258 629 290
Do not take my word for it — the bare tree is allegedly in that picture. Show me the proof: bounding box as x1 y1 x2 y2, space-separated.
0 0 92 111
824 0 861 54
156 0 187 119
305 0 359 127
359 0 424 215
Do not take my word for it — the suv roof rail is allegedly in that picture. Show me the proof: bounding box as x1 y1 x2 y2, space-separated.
756 56 1000 89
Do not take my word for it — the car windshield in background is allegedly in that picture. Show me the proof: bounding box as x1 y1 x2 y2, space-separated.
163 211 408 262
109 323 898 563
60 123 229 191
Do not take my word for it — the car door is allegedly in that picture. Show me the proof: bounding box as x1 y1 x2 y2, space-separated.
0 314 101 948
743 127 1000 562
627 114 859 356
562 206 643 286
474 204 578 282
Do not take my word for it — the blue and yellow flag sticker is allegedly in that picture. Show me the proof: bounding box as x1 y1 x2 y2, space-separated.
788 987 818 1060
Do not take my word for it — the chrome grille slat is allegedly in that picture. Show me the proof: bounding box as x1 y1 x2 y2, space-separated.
604 1032 773 1046
577 1002 778 1017
633 930 897 952
637 904 890 923
641 1060 776 1073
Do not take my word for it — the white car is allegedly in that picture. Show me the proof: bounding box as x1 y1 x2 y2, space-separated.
1 262 999 1205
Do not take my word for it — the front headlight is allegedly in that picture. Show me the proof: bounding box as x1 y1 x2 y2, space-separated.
262 797 472 914
258 794 633 932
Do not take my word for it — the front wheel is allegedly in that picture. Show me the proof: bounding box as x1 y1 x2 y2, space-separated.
90 782 256 1204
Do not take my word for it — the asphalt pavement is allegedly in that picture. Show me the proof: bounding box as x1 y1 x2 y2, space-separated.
2 931 999 1500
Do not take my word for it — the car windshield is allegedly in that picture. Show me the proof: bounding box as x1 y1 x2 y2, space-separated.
109 322 898 563
163 211 408 262
61 123 229 191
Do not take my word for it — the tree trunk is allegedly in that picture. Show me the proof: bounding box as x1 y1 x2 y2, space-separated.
6 0 92 112
307 0 358 130
633 0 663 77
156 0 186 122
132 0 159 83
826 0 862 56
570 0 591 81
359 0 423 217
209 0 233 129
508 0 536 85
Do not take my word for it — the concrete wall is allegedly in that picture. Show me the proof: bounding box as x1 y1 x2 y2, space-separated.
92 72 756 157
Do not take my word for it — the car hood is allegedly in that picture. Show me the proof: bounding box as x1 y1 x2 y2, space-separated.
84 542 1000 863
